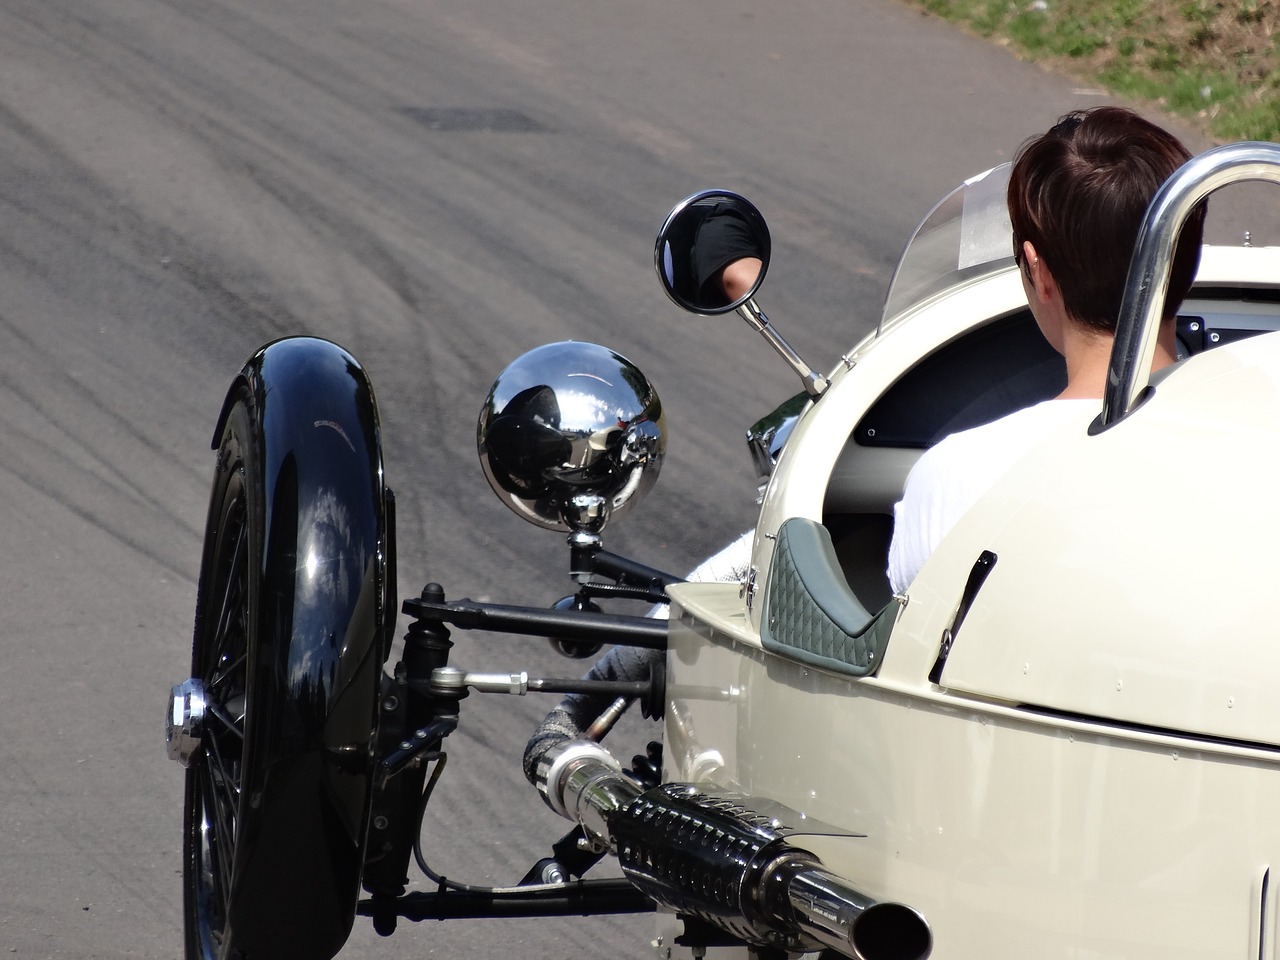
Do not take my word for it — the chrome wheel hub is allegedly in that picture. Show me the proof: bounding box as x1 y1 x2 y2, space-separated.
167 678 207 767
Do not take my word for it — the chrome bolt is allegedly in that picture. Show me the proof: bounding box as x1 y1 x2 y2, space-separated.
166 679 207 768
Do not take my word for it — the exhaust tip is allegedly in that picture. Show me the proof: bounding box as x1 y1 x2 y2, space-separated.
852 901 932 960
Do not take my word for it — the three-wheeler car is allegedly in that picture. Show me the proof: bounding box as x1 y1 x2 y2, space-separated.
168 141 1280 960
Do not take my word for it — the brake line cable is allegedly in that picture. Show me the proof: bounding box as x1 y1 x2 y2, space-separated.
411 753 593 897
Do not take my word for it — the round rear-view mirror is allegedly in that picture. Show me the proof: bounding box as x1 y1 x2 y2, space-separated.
654 190 770 315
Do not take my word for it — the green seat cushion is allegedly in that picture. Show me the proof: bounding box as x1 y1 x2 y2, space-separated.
760 517 895 676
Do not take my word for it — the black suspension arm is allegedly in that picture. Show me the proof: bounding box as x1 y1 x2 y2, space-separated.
357 879 655 921
591 549 684 590
402 595 668 649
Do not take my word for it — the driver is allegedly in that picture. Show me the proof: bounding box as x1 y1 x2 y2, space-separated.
690 204 764 307
886 106 1206 594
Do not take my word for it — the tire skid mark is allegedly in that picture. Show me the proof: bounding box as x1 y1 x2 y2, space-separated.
0 397 203 567
0 311 201 528
1 11 362 345
0 426 195 583
0 100 291 356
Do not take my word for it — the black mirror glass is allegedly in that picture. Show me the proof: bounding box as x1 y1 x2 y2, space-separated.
654 190 771 315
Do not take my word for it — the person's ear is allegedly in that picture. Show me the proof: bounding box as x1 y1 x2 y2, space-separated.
1022 241 1056 304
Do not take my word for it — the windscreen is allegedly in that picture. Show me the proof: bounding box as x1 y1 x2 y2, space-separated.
880 163 1016 330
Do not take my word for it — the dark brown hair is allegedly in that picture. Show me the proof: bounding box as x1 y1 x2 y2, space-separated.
1007 106 1205 330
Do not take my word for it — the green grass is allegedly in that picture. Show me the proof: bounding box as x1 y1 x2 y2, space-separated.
909 0 1280 142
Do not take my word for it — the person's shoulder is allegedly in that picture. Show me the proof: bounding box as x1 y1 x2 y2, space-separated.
915 399 1092 476
947 397 1092 446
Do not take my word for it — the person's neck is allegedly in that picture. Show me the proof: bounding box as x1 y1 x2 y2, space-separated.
1056 318 1178 400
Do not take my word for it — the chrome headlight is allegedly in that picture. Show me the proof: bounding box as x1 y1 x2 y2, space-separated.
477 341 666 533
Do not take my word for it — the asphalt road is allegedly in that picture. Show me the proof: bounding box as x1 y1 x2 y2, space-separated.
0 1 1259 958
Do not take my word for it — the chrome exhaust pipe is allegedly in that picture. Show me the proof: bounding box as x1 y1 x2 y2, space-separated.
534 741 931 960
767 852 931 960
533 739 642 851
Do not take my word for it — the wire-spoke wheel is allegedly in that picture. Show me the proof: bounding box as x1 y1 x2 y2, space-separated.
176 339 390 960
183 400 257 960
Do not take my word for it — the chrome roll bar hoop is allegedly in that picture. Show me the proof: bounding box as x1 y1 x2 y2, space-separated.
1102 141 1280 428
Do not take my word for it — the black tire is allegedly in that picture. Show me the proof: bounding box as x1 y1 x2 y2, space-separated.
181 338 389 960
183 398 260 960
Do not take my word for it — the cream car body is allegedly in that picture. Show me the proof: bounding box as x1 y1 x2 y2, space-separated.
663 149 1280 958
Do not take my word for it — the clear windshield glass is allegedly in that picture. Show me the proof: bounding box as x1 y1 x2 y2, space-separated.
880 163 1015 330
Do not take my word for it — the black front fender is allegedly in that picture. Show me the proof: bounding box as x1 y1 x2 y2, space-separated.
225 337 388 958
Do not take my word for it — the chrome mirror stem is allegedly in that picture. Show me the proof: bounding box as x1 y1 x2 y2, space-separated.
736 299 829 397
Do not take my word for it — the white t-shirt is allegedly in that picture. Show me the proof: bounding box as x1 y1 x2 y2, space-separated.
887 399 1096 594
